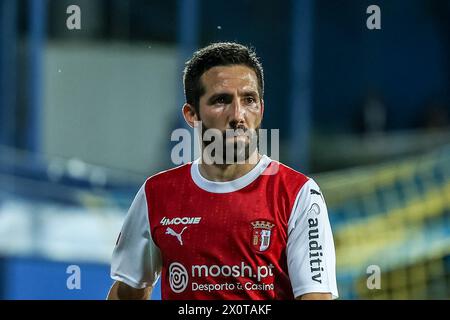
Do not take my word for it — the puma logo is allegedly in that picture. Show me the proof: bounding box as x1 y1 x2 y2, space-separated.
310 189 325 202
165 227 187 245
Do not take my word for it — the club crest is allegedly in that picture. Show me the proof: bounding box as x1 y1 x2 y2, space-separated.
251 220 275 252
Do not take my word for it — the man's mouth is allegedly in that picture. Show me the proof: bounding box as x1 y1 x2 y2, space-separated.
225 128 248 138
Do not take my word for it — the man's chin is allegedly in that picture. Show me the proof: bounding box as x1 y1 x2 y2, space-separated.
224 143 257 163
225 141 249 153
225 136 248 144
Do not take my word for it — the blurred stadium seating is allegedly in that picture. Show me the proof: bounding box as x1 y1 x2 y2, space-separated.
315 144 450 299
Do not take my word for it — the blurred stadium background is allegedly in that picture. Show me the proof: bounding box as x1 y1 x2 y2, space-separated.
0 0 449 299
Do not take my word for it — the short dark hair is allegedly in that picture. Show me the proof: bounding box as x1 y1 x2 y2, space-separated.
183 42 264 113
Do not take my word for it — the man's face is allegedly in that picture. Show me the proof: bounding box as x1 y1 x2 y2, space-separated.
196 65 264 162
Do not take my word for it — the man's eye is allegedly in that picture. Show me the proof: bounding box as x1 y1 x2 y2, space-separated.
216 97 226 104
245 97 256 104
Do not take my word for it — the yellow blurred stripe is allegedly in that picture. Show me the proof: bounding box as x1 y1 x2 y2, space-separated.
335 180 450 270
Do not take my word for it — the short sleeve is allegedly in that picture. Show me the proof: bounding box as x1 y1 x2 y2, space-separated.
286 178 339 299
110 182 162 289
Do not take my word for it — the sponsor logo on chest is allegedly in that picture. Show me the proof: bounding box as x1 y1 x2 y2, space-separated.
160 216 202 226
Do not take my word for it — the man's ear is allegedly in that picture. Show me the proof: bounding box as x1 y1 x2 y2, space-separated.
182 103 199 128
260 99 264 116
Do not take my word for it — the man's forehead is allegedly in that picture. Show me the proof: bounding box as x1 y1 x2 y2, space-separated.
200 65 258 92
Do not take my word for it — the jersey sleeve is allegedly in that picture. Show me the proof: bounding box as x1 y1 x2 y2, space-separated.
110 182 162 289
286 178 339 299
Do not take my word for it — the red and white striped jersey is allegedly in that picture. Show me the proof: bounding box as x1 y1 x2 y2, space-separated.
111 155 338 300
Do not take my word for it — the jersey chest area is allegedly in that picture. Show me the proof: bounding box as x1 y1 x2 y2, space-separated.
149 191 288 264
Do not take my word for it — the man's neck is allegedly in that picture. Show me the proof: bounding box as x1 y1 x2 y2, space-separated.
199 152 263 182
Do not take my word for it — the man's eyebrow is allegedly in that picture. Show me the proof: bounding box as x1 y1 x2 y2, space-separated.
241 90 259 97
206 90 259 103
207 92 232 103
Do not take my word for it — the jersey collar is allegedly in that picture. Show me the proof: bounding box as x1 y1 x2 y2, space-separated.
190 155 272 193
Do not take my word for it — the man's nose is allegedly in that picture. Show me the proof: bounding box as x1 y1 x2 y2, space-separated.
230 99 245 123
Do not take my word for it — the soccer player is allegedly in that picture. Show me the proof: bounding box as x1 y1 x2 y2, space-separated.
107 42 338 300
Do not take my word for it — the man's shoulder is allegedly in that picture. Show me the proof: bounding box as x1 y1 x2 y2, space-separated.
269 161 325 200
145 162 192 186
268 159 310 184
